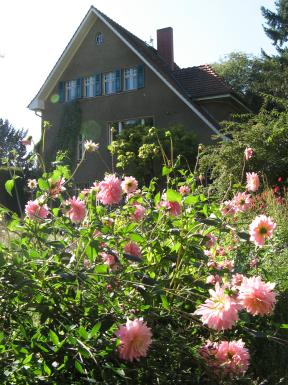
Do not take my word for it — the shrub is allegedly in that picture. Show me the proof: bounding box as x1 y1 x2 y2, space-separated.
0 139 287 385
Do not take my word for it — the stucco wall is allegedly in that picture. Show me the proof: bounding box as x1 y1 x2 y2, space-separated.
42 17 235 183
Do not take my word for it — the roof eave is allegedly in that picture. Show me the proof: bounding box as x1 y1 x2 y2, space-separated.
194 93 252 113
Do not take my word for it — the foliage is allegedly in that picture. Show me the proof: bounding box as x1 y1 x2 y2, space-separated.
0 137 287 384
199 98 288 197
108 125 198 185
261 0 288 52
40 101 83 169
0 118 27 167
212 52 258 97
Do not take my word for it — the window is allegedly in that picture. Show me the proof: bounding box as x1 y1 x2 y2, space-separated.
65 80 77 101
124 67 137 90
108 117 154 143
104 72 116 95
84 76 95 98
95 32 104 45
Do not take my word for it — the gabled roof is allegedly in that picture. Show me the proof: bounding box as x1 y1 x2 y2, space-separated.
28 6 241 134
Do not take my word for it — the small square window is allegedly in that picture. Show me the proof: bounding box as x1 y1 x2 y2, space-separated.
96 32 104 45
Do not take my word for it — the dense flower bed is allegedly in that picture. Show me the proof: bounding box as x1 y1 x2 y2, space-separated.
0 143 285 385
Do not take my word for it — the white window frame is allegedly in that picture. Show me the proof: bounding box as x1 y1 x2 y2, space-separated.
108 117 154 144
124 67 137 91
104 72 116 95
84 76 95 98
65 80 77 101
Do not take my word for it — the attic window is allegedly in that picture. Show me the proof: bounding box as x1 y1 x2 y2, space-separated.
95 32 104 45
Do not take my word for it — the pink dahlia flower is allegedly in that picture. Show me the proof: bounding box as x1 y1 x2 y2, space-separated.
238 276 276 316
115 318 152 362
246 172 260 192
25 200 49 220
65 196 86 223
101 252 117 267
49 177 66 198
179 185 190 196
206 274 222 285
218 259 234 271
205 233 217 249
244 147 253 161
231 273 245 287
232 192 252 212
131 203 146 222
121 176 138 194
221 200 236 216
200 339 250 377
249 215 276 246
124 241 142 258
216 340 250 376
97 174 122 205
194 283 241 330
160 200 182 216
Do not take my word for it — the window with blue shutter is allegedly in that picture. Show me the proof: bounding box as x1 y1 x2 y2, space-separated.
94 73 102 96
137 64 144 88
76 78 83 98
59 81 65 102
115 69 121 92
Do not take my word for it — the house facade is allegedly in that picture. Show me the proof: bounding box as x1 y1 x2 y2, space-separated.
28 6 248 187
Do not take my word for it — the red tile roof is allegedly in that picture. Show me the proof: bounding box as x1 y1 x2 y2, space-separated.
172 65 232 99
94 7 232 101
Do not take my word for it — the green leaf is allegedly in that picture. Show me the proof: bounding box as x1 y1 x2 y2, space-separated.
5 179 14 196
89 322 101 338
184 195 199 205
160 294 170 309
43 362 51 376
130 233 144 243
49 330 60 347
22 353 33 365
154 191 161 205
166 189 182 203
162 166 172 176
75 360 84 374
38 178 49 191
78 326 88 340
279 324 288 329
94 264 108 274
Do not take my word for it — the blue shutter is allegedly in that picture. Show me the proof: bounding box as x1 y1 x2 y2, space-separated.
115 69 121 92
94 73 102 96
59 81 65 102
137 64 144 88
76 78 83 98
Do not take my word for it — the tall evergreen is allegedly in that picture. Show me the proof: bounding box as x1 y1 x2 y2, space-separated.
261 0 288 52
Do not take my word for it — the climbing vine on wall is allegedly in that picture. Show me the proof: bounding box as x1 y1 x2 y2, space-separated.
56 101 82 167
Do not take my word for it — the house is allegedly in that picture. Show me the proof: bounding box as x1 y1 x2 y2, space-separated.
28 6 248 188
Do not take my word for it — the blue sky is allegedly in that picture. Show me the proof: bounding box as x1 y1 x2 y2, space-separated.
0 0 276 141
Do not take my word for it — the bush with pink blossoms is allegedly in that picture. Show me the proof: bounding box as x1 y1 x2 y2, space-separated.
0 144 287 385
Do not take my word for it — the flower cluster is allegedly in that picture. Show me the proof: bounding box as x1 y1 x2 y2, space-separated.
200 339 250 377
195 276 277 330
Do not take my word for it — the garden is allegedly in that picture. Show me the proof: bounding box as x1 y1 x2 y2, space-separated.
0 126 287 384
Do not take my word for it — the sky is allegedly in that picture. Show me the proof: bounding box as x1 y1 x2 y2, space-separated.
0 0 276 142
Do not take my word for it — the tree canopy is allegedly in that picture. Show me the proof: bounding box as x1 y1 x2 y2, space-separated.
0 119 27 167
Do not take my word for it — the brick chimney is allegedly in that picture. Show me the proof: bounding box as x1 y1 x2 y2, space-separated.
157 27 174 70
